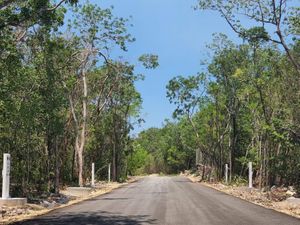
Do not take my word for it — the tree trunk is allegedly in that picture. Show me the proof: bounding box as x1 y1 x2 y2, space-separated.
78 146 84 187
230 112 237 181
112 141 117 182
259 136 263 189
70 68 88 187
54 137 60 194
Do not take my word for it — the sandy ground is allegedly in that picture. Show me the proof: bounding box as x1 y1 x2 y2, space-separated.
0 177 141 225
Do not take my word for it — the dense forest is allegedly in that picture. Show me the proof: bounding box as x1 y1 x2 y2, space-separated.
0 0 157 196
130 0 300 190
0 0 299 199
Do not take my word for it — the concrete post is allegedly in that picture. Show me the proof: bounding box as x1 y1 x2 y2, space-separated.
225 164 228 184
196 149 199 165
196 149 202 166
2 154 11 199
108 163 111 183
248 162 253 188
91 163 95 187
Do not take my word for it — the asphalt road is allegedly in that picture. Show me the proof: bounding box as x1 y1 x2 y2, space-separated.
15 176 300 225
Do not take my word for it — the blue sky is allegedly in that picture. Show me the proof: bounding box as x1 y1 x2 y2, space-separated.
89 0 240 135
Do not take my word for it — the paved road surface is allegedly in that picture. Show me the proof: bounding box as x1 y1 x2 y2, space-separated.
15 176 300 225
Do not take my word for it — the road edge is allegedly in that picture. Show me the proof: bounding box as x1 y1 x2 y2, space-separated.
185 175 300 220
2 177 143 225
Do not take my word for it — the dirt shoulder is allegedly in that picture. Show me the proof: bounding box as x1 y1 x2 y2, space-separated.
184 173 300 219
0 176 142 225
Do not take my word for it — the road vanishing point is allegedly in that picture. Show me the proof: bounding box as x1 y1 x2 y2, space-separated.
14 176 300 225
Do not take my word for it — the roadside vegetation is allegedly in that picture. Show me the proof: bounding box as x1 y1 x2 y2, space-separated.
129 0 300 194
0 0 158 199
0 0 299 205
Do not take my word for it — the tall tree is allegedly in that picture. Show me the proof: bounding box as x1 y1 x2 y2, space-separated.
197 0 300 74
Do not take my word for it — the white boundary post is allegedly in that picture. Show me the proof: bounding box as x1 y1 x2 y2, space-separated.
2 154 11 199
225 164 228 184
91 163 95 187
248 162 253 188
108 163 111 183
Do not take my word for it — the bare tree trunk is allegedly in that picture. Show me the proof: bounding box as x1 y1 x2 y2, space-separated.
271 0 300 75
72 143 77 181
112 141 117 182
54 137 60 194
259 136 263 190
69 68 88 187
77 146 84 186
229 112 237 182
79 71 87 186
228 124 232 182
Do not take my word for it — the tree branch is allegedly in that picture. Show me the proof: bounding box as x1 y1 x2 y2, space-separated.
46 0 66 11
219 9 244 37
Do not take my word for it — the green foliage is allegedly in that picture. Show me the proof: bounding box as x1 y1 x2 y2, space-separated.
240 27 270 45
132 121 196 175
197 0 300 73
166 73 206 118
0 0 299 195
231 176 248 186
127 143 149 175
288 7 300 36
138 54 159 69
163 26 300 186
0 1 157 194
0 0 78 30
